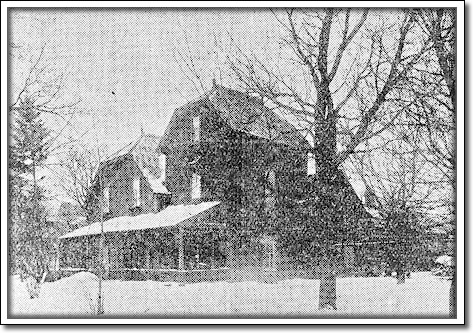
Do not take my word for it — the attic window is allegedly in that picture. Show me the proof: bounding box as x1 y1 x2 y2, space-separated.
102 186 110 214
191 173 201 199
193 116 200 142
133 177 141 207
307 153 316 176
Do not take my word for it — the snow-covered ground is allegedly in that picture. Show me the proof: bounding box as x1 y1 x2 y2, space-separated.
9 272 451 317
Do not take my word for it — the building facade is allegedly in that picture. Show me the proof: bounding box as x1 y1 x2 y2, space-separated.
59 84 371 281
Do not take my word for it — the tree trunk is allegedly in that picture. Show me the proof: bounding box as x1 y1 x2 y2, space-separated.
449 271 456 318
319 266 337 310
397 264 405 284
313 152 339 311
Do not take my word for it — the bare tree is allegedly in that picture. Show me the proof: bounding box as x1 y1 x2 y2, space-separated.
173 7 455 311
9 44 79 117
56 145 107 213
404 9 455 190
410 8 456 318
216 8 431 310
349 128 441 284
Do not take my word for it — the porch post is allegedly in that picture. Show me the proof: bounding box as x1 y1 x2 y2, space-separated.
118 233 124 268
103 235 109 278
56 240 62 271
145 232 151 269
119 233 126 269
177 227 184 270
226 239 234 268
211 228 216 269
85 236 89 268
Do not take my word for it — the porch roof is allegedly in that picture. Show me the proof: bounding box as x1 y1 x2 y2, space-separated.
59 201 221 239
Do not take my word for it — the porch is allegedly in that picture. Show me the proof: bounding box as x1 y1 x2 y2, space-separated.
57 201 229 280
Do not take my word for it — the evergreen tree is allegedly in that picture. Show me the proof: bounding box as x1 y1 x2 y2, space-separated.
9 98 54 298
380 200 427 284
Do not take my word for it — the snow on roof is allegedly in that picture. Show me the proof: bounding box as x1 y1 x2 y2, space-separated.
430 227 447 235
435 255 453 266
59 201 221 239
141 167 170 195
365 208 382 219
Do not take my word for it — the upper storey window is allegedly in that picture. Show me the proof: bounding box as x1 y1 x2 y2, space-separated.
132 177 141 207
268 170 276 189
191 173 201 199
159 154 166 181
265 170 276 210
192 116 200 142
308 153 316 176
102 186 110 214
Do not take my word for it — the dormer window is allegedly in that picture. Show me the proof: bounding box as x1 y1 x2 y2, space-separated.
308 152 316 175
102 186 110 214
191 173 201 199
192 116 200 142
132 177 141 207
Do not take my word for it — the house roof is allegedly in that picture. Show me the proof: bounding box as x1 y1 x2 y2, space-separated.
307 170 372 220
98 134 169 194
160 84 311 150
208 85 311 149
59 201 221 239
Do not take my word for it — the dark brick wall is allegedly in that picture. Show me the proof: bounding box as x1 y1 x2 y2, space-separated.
162 100 308 208
88 155 167 223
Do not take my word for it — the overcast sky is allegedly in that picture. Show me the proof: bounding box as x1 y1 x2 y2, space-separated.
10 8 284 152
9 8 293 208
9 8 452 218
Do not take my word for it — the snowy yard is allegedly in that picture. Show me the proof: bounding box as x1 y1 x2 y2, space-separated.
9 272 451 318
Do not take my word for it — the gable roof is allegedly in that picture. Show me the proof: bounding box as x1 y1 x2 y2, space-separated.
209 85 311 149
97 134 169 194
160 85 311 150
306 169 372 220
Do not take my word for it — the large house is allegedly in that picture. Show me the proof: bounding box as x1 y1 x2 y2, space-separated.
58 83 371 281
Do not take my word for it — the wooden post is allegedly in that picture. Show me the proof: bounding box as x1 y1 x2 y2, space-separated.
145 233 151 269
211 228 216 269
103 236 109 279
177 227 184 270
110 234 117 269
56 240 62 271
344 245 355 270
226 239 234 268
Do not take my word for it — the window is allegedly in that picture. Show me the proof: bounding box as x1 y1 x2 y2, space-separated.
102 186 110 214
261 236 277 270
264 170 276 210
268 170 276 189
307 152 316 175
159 154 166 181
344 246 355 268
191 173 201 199
192 116 200 142
153 195 161 212
133 177 141 207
